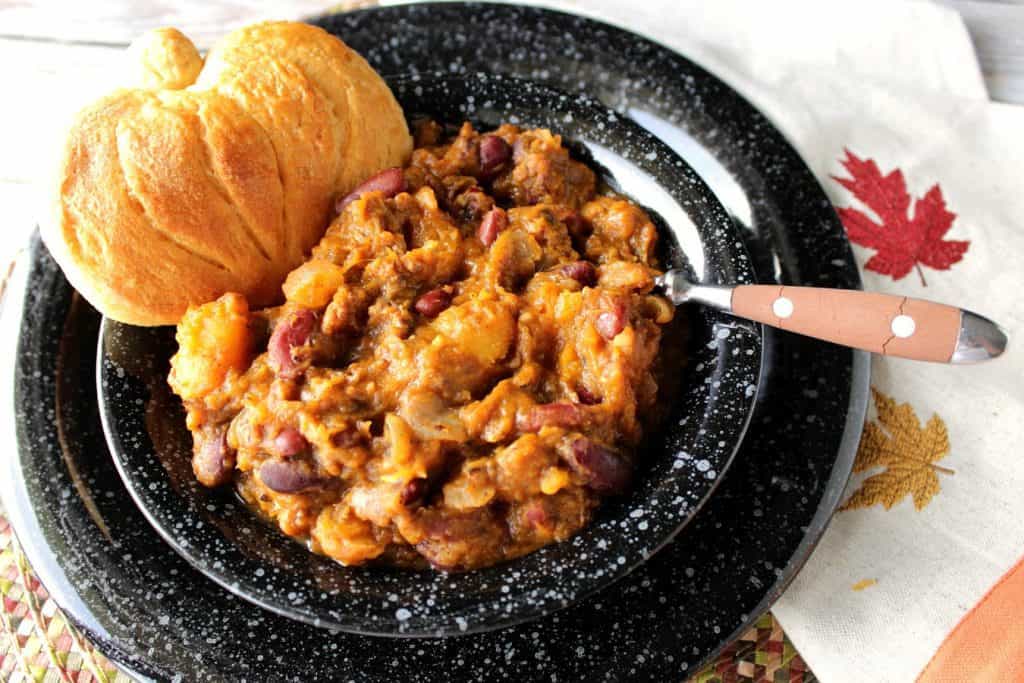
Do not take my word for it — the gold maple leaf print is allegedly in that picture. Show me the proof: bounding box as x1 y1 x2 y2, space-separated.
840 388 953 512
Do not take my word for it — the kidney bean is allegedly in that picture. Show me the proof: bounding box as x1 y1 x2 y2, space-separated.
477 207 508 247
335 167 407 212
519 402 585 432
269 309 317 379
274 427 308 457
595 301 627 340
559 261 598 287
563 437 632 495
192 429 235 488
413 288 453 318
576 386 602 405
258 459 324 494
478 135 511 177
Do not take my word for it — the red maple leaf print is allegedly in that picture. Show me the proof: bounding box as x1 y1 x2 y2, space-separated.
832 149 969 286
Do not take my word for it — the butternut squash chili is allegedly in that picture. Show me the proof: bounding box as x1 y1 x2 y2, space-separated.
169 122 675 571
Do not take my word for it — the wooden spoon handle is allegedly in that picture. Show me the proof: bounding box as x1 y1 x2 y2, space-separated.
730 285 1005 363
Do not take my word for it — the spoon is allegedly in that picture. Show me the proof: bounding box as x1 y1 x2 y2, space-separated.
653 271 1007 363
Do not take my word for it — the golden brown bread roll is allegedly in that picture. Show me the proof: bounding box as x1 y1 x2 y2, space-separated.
44 21 411 326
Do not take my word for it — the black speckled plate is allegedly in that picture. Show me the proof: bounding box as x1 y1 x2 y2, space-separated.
0 3 869 680
97 72 761 637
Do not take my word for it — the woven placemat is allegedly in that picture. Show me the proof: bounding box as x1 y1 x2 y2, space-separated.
0 507 813 682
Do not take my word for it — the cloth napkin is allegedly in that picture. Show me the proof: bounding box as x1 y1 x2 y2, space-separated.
515 0 1024 680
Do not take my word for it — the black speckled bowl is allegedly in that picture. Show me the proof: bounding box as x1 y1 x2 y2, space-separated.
97 73 762 637
1 4 870 678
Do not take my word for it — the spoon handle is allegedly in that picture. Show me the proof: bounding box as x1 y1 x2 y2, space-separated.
707 284 1005 363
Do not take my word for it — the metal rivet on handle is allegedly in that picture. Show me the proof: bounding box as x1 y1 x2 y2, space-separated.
891 314 916 338
772 297 794 319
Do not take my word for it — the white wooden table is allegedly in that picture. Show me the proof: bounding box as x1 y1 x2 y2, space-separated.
0 0 1020 274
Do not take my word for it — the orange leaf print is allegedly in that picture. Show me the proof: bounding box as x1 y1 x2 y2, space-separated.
841 388 953 512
